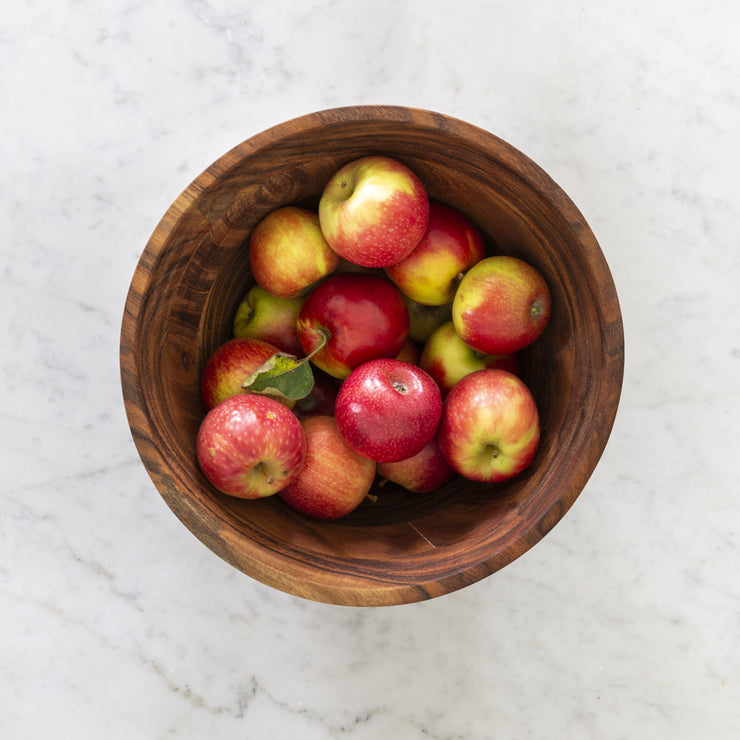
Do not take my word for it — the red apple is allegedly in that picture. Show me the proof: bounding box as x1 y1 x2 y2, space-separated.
335 358 443 463
200 337 292 411
233 285 304 356
279 415 376 519
296 273 409 379
318 156 430 268
420 321 521 398
452 255 551 355
196 394 306 499
292 368 340 420
437 368 540 482
385 201 485 305
250 206 339 298
377 436 456 493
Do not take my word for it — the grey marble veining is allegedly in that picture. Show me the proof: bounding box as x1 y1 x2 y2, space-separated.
2 1 739 738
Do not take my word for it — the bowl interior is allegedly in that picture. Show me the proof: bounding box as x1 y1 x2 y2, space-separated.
120 106 624 606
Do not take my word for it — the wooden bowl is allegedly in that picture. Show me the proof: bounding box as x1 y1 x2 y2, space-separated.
120 106 624 606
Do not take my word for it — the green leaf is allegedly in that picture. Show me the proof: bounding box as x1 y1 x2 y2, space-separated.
241 352 316 401
241 329 330 402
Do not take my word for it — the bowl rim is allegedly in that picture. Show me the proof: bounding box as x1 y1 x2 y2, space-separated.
120 104 625 606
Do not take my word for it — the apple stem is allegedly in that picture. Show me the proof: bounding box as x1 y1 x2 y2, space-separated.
304 327 330 362
447 271 465 299
256 463 275 486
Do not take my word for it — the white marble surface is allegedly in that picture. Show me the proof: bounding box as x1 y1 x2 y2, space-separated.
2 1 739 737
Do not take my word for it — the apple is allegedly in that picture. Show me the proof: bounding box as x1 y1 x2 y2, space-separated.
335 358 443 463
318 156 430 268
377 436 456 493
402 294 452 343
419 321 521 398
452 255 551 355
279 415 376 519
437 368 540 482
200 337 293 411
249 205 339 298
196 393 307 499
297 273 409 379
395 339 421 365
292 368 340 420
385 200 485 305
233 285 304 356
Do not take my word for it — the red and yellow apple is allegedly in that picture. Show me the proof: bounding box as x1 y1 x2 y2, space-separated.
385 201 485 305
318 156 430 268
420 321 520 398
279 415 376 519
250 206 339 298
452 255 551 355
200 337 291 411
196 394 307 499
437 368 540 482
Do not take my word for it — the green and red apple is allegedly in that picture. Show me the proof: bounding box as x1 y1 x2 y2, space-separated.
233 285 304 356
420 321 520 398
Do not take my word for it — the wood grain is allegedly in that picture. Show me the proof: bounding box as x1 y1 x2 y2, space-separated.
120 105 624 606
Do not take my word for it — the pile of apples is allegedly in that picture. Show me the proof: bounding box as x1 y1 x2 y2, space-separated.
196 156 551 520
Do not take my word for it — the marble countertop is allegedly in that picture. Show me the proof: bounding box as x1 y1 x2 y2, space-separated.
3 1 738 737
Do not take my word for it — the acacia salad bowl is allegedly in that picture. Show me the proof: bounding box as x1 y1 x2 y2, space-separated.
120 105 624 606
